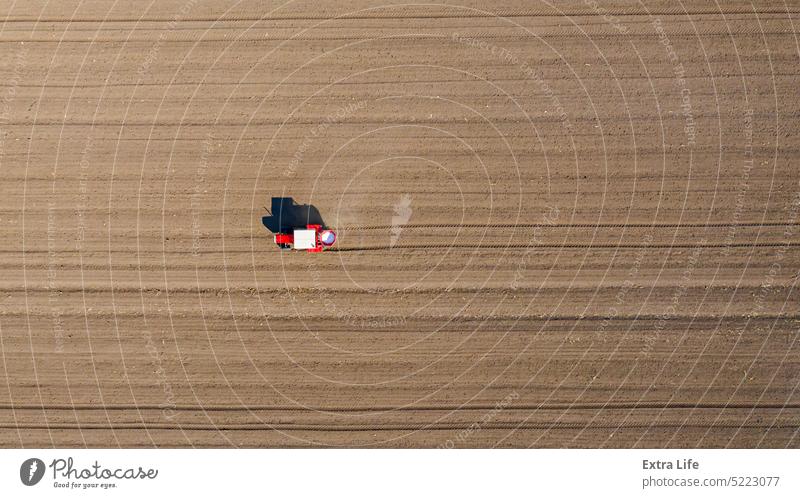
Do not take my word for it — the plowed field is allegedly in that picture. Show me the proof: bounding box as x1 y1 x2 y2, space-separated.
1 0 799 447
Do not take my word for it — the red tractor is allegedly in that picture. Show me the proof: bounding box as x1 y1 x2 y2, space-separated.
274 224 337 252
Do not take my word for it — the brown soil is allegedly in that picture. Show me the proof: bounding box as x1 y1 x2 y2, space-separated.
1 0 799 447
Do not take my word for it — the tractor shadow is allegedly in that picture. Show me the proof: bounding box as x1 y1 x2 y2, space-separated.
261 197 326 233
